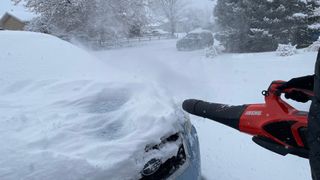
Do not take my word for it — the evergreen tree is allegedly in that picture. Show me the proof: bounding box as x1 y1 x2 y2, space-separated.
214 0 320 52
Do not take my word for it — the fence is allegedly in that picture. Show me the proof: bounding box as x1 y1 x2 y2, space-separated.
84 34 179 50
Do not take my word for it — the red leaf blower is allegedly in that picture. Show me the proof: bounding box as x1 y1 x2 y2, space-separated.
183 81 314 158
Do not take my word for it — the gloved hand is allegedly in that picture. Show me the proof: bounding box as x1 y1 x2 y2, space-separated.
277 75 314 103
283 90 311 103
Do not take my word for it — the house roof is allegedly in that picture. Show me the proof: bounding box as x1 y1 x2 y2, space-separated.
0 11 34 25
7 9 36 22
0 0 36 22
0 12 22 27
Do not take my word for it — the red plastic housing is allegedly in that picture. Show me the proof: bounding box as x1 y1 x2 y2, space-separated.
239 81 308 148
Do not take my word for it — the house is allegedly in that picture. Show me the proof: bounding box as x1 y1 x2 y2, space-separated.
0 9 36 30
0 12 33 31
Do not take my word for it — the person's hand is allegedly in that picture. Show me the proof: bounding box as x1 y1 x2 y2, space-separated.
277 75 314 103
282 89 311 103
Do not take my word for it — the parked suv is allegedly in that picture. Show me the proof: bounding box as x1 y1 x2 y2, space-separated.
177 29 214 51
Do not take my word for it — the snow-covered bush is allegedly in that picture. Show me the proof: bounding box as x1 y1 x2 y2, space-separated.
307 37 320 52
276 43 297 56
205 44 225 58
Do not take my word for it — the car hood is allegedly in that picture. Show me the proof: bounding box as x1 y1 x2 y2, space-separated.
0 31 187 180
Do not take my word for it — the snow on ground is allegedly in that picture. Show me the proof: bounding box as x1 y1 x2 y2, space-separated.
93 39 316 180
0 31 187 180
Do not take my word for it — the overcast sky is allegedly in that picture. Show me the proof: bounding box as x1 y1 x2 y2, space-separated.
0 0 215 19
189 0 215 9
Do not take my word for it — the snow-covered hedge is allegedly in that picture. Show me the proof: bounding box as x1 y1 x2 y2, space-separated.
276 43 297 56
307 37 320 52
205 45 225 58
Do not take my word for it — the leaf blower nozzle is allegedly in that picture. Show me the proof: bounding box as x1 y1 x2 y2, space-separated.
182 99 247 130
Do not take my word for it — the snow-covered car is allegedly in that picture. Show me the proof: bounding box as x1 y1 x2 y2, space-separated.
150 29 170 36
0 31 201 180
176 29 214 51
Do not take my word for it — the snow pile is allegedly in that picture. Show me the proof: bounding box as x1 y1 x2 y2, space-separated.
0 31 186 180
276 43 297 56
307 37 320 52
0 31 109 83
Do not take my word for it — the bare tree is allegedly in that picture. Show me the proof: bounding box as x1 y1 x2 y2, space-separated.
151 0 186 35
13 0 150 42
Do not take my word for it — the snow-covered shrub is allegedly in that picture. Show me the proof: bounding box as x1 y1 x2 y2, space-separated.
306 37 320 52
205 46 219 58
276 43 297 56
205 44 225 58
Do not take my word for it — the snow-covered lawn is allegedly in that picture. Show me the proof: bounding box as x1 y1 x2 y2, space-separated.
94 39 316 180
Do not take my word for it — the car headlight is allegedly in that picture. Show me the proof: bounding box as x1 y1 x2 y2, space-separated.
141 133 187 179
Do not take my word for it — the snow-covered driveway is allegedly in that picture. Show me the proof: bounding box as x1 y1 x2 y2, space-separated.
94 39 316 180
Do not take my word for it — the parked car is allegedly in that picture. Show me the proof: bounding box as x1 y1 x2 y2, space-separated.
0 31 201 180
177 29 214 51
151 29 170 36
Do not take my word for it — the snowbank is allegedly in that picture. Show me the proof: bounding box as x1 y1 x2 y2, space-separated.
0 31 186 180
0 31 110 83
276 43 297 56
307 37 320 52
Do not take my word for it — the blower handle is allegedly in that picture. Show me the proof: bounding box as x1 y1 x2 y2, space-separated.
263 80 314 98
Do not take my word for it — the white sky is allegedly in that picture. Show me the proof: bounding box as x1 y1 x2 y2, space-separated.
189 0 215 9
0 0 215 20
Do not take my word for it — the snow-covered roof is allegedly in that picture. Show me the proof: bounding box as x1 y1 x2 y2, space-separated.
0 10 35 23
0 0 36 22
189 28 212 34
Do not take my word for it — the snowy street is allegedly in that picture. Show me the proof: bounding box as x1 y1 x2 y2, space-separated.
93 39 315 180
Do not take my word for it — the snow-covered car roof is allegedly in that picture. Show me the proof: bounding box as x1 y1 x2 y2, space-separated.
188 28 212 34
0 31 187 179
